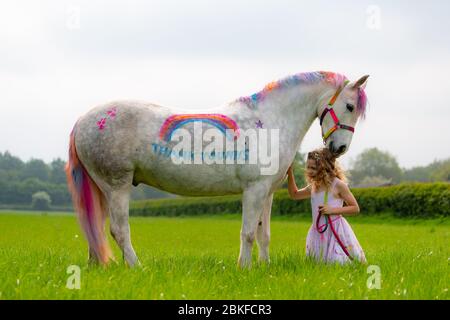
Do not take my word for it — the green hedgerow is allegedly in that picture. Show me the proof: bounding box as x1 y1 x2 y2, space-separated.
130 182 449 218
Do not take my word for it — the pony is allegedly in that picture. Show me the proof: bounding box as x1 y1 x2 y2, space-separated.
65 71 369 267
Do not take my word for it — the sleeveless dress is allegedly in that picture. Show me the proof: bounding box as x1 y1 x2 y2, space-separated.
306 177 366 264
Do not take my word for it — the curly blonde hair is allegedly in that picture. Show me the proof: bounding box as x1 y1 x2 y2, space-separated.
305 148 347 191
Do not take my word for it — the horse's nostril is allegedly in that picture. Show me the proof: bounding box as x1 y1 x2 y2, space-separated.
337 145 347 154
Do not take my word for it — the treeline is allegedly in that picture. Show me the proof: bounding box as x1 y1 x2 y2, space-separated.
0 151 170 208
0 153 69 206
130 183 450 218
347 148 449 187
0 148 448 208
290 148 449 188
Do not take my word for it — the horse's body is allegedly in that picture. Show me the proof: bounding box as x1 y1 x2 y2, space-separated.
66 71 368 267
74 101 276 197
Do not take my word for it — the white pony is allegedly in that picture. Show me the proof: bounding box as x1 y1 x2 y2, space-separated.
65 71 369 267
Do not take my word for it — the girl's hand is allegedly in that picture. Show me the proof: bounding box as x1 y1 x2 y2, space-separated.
286 165 293 179
318 205 336 215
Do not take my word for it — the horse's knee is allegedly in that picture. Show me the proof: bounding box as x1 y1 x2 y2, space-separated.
110 224 124 244
241 230 256 244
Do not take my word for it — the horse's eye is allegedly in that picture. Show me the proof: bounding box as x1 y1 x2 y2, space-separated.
346 103 354 112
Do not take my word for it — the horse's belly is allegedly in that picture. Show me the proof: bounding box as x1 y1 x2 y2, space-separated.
135 160 245 196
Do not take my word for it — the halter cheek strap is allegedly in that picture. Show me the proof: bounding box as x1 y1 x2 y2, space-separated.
320 80 355 143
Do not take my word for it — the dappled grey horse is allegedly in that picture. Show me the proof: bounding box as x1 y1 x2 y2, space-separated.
65 71 369 267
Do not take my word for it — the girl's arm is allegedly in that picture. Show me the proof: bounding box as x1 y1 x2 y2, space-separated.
287 166 311 200
319 180 360 216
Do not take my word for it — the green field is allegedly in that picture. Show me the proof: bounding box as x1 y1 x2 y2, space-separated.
0 212 448 299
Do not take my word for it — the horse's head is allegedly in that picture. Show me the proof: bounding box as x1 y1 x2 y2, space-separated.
318 74 369 157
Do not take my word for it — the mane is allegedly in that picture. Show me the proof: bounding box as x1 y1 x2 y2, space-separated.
357 86 368 119
236 71 367 118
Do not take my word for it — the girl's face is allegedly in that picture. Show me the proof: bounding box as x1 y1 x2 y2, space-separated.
306 159 316 170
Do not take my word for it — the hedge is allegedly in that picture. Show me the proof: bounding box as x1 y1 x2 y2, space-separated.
129 182 450 218
0 204 73 212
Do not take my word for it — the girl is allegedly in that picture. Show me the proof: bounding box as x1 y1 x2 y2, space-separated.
287 148 366 264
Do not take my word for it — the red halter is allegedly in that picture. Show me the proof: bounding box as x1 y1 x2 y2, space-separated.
320 80 355 144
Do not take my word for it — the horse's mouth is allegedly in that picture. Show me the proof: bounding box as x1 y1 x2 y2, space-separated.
328 142 347 157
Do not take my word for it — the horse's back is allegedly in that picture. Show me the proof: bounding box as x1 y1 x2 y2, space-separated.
73 101 249 195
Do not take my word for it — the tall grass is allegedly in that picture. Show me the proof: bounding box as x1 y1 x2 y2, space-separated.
0 213 448 299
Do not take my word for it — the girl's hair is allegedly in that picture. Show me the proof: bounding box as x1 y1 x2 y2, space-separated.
305 148 347 191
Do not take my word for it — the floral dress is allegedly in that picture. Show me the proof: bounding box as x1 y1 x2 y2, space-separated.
306 177 366 264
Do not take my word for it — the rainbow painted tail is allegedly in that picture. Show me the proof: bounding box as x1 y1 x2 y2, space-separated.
65 127 114 265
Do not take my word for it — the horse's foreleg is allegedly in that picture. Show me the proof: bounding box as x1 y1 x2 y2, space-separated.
108 187 140 267
256 193 273 263
238 184 270 268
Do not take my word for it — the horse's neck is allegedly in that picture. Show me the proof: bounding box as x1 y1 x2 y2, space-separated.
254 83 332 164
219 82 332 173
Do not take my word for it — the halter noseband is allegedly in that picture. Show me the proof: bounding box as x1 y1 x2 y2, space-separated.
320 80 355 144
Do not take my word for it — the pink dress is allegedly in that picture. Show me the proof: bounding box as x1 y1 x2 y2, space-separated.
306 177 366 264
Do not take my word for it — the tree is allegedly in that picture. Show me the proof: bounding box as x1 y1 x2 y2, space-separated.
403 158 450 182
31 191 52 210
50 158 67 184
0 152 71 206
357 176 393 188
22 159 50 182
349 148 403 186
429 159 450 181
0 151 24 172
402 166 429 182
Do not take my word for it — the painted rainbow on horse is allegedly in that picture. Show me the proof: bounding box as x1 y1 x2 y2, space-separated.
159 114 240 142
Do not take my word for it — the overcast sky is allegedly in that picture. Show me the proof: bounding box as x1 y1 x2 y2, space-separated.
0 0 449 168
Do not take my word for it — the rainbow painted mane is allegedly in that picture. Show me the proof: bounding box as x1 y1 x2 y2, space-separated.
159 114 240 142
237 71 367 118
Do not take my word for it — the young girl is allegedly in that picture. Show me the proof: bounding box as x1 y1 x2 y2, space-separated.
287 148 366 264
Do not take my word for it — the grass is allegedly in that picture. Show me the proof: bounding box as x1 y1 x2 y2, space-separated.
0 211 448 300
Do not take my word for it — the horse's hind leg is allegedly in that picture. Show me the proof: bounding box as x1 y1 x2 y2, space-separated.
107 186 140 267
256 193 273 263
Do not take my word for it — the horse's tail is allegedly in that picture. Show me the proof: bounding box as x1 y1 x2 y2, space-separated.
65 126 114 265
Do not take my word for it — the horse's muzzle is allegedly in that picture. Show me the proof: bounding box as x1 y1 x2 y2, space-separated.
329 141 347 157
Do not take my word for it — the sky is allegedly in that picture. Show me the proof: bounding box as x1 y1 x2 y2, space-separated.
0 0 449 169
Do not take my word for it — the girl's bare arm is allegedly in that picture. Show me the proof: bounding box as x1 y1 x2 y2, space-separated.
287 166 311 200
319 181 360 216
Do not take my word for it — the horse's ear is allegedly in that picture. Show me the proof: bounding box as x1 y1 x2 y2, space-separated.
351 75 369 89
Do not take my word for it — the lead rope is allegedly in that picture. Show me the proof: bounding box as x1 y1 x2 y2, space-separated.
316 190 354 261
